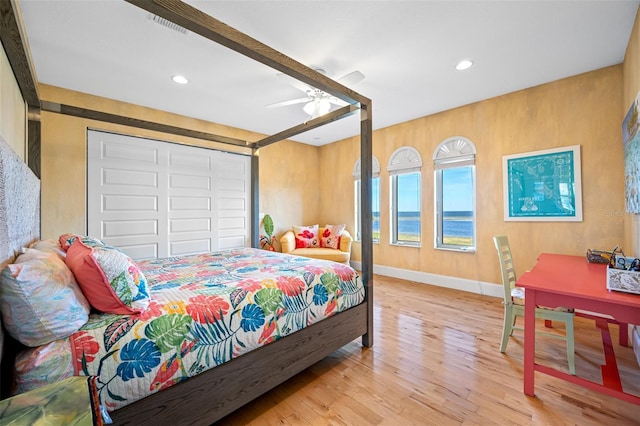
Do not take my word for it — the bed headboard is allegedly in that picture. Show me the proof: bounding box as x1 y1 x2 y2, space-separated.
0 136 40 265
0 135 40 396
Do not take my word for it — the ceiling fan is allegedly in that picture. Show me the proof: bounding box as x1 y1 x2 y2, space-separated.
267 69 365 119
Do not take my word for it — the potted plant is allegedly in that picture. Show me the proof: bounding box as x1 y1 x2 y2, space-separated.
259 214 276 251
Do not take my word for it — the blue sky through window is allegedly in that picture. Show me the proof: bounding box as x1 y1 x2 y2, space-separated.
397 173 420 211
442 167 473 211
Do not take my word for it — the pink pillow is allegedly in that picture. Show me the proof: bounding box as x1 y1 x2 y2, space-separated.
293 224 319 248
320 224 345 249
65 239 149 315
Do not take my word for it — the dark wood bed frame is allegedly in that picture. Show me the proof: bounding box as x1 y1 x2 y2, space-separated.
0 0 374 424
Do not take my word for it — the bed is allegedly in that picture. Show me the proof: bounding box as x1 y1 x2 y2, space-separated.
7 236 366 418
0 0 374 425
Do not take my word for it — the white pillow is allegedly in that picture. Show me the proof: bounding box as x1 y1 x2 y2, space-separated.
0 249 90 347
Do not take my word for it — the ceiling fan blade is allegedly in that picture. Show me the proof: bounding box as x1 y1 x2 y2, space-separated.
266 97 311 108
276 73 313 94
328 96 348 107
336 70 365 87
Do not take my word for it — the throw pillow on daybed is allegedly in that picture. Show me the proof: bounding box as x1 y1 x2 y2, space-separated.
293 224 320 248
0 248 90 347
65 239 150 315
320 224 345 249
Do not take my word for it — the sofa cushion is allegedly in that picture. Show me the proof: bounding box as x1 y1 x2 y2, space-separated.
293 224 320 248
291 248 350 264
320 224 345 249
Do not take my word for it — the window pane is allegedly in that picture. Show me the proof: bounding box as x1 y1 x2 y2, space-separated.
441 167 474 247
372 177 380 242
355 177 380 242
394 172 421 243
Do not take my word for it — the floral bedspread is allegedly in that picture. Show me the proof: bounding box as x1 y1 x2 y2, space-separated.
70 248 364 411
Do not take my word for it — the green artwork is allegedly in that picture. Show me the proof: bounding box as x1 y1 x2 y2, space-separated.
503 145 582 221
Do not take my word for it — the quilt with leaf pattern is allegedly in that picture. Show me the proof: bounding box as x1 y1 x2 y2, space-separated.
69 248 364 411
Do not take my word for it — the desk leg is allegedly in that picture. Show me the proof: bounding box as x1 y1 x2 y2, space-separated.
524 288 536 396
619 322 628 347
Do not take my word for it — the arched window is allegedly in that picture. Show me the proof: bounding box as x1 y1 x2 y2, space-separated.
433 137 476 251
387 147 422 246
353 156 380 242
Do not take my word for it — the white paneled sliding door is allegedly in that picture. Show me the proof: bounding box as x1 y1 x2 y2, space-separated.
87 130 251 260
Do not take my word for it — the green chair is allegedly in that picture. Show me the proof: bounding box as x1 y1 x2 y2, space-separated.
493 235 576 375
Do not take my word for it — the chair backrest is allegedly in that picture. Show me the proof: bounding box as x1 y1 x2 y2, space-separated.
493 235 517 304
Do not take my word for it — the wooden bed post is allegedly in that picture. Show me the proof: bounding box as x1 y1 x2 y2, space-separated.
251 148 260 249
0 0 41 178
360 102 374 347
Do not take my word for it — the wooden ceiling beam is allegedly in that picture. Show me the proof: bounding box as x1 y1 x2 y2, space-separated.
40 101 250 148
252 105 359 148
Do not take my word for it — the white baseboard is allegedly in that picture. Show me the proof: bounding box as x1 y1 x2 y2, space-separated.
350 260 502 298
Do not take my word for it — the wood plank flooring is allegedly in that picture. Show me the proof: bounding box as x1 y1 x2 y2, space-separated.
217 275 639 425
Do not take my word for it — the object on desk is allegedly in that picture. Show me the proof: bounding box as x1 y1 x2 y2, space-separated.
586 249 612 264
493 235 576 375
611 253 640 271
607 264 640 294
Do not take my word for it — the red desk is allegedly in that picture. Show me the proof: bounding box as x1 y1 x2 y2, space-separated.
516 253 640 405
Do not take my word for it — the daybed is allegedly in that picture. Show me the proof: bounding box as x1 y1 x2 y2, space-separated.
281 226 353 264
0 0 375 424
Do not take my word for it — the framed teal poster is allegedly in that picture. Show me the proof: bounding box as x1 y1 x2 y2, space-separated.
502 145 582 221
622 91 639 213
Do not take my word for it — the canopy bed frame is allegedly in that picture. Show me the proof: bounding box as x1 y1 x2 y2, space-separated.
0 0 373 424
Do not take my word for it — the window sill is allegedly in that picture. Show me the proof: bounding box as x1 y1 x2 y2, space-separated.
435 246 476 253
390 242 421 248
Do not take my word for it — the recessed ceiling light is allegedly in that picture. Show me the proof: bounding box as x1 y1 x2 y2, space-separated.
456 60 474 71
171 74 189 84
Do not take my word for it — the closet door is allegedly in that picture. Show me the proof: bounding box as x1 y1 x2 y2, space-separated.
87 130 251 260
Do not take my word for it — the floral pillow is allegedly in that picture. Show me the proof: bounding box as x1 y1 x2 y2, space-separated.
13 340 75 394
293 224 319 248
65 239 150 315
0 249 90 347
59 233 105 252
320 224 345 249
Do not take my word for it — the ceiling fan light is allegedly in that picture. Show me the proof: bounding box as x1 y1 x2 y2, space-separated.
303 101 316 115
318 99 331 115
303 99 332 117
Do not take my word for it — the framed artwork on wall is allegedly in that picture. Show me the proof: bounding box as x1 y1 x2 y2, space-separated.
623 91 639 214
502 145 582 222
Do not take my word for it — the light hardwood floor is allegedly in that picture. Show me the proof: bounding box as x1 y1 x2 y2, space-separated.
217 275 639 425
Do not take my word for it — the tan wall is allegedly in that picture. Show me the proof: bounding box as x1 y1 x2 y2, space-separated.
258 141 319 249
39 84 319 241
0 45 27 160
320 66 625 286
623 7 640 257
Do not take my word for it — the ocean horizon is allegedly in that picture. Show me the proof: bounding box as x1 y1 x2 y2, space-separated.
372 211 473 238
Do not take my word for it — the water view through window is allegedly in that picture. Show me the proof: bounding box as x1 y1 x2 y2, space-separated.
392 172 421 243
441 167 474 246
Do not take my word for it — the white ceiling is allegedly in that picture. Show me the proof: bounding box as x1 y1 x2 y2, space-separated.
18 0 639 146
